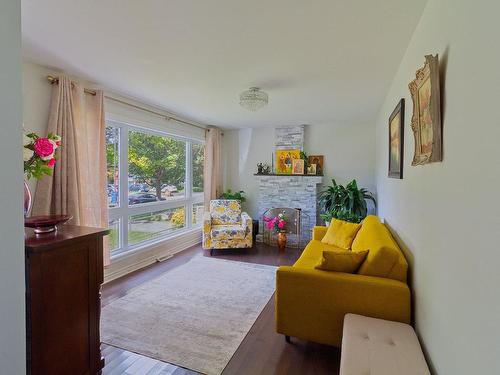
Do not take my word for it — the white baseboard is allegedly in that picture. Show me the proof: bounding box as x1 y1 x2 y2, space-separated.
104 229 202 283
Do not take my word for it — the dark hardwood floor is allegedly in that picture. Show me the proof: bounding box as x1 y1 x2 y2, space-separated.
101 243 340 375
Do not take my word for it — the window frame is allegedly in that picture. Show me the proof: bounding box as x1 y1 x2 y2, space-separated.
106 118 204 259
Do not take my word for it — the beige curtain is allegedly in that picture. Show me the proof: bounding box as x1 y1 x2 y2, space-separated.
204 127 222 208
33 76 110 265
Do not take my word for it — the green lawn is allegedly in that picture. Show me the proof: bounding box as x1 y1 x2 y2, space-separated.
107 227 181 251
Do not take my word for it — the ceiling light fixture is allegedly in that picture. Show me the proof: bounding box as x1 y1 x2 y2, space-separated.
239 87 268 111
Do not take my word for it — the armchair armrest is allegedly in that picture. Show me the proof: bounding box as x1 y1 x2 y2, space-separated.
203 211 212 235
313 226 328 241
241 212 252 235
275 266 411 346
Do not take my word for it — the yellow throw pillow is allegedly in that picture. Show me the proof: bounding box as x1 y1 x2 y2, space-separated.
315 250 369 273
321 218 362 249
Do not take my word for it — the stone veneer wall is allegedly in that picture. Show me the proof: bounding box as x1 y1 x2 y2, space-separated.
256 175 323 245
274 125 305 150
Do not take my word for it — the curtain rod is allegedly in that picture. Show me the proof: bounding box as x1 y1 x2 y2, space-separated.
46 75 207 131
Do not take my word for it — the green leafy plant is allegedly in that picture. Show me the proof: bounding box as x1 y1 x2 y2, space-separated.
318 179 376 223
219 189 246 202
300 151 309 168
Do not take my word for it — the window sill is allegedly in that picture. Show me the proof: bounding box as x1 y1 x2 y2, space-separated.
104 226 202 283
110 225 202 263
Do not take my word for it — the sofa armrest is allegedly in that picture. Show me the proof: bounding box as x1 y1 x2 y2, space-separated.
313 226 328 241
241 212 252 235
203 211 212 235
275 266 411 346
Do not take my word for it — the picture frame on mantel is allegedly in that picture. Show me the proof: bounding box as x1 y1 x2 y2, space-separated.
308 155 324 175
292 159 305 175
409 54 442 165
388 98 405 179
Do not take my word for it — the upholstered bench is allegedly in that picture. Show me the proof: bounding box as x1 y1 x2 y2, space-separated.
340 314 430 375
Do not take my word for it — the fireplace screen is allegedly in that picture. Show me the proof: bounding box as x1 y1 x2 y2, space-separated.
262 207 310 248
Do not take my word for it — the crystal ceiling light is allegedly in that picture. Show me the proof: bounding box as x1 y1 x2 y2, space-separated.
239 87 269 111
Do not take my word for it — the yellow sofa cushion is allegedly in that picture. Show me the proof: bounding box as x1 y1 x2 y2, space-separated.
315 250 369 273
352 215 408 282
293 239 345 269
321 219 362 249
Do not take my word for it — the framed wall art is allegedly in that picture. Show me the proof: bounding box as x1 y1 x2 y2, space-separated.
308 155 324 175
292 159 305 175
276 149 300 174
307 164 317 175
388 98 404 179
409 54 442 165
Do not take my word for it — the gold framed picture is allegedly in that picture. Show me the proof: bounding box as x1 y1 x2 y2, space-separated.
276 149 300 174
307 163 317 175
409 54 442 165
292 159 305 175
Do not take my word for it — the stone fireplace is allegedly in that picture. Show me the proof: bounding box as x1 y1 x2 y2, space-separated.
256 126 323 245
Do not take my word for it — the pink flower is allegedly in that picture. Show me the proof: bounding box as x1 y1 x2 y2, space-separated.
278 221 285 229
33 138 55 158
47 158 56 168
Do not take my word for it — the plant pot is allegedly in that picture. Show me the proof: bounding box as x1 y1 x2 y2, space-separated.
325 221 331 227
277 231 286 252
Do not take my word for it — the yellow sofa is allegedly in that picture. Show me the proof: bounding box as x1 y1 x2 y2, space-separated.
275 215 411 347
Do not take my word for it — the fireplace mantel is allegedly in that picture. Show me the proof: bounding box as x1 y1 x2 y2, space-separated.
256 174 323 244
254 174 324 177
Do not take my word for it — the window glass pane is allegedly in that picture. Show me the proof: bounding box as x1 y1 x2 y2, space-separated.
107 218 120 253
128 130 186 205
106 126 120 208
192 202 205 225
192 143 204 199
128 207 186 246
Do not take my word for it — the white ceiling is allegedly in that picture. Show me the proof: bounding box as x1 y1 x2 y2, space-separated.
22 0 427 129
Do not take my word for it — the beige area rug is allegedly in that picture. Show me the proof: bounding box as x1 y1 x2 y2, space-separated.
101 256 277 375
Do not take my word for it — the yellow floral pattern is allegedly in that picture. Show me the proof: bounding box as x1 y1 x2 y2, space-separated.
210 200 242 225
203 200 253 250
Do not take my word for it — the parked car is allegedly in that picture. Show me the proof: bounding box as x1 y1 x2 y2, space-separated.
129 183 152 193
128 193 165 205
161 184 178 193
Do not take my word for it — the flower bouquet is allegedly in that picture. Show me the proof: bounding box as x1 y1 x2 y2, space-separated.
24 131 61 179
264 211 288 233
264 211 288 251
23 131 61 217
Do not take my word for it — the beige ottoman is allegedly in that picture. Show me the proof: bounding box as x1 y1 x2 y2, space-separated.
340 314 430 375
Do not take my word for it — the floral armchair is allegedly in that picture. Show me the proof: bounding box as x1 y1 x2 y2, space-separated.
203 199 253 254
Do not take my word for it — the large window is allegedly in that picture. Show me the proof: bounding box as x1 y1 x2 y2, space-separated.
105 120 204 257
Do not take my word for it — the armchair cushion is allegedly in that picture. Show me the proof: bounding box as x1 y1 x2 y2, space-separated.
211 224 246 240
210 200 242 225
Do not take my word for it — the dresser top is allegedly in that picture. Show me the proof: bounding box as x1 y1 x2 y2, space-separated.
25 224 109 252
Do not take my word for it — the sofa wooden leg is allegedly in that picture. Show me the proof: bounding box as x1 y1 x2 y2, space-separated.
285 335 291 343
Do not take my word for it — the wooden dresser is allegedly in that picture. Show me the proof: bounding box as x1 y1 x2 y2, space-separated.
25 225 109 375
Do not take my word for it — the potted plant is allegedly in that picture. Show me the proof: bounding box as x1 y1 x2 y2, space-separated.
219 189 246 202
318 179 376 225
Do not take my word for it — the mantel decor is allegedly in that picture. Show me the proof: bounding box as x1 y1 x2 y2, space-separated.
388 98 405 179
409 54 442 165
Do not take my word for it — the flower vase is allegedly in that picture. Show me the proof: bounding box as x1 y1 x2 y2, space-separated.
277 231 286 252
24 180 32 218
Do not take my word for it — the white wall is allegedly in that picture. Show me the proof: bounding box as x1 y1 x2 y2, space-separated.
375 0 500 373
222 123 375 218
0 0 26 373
